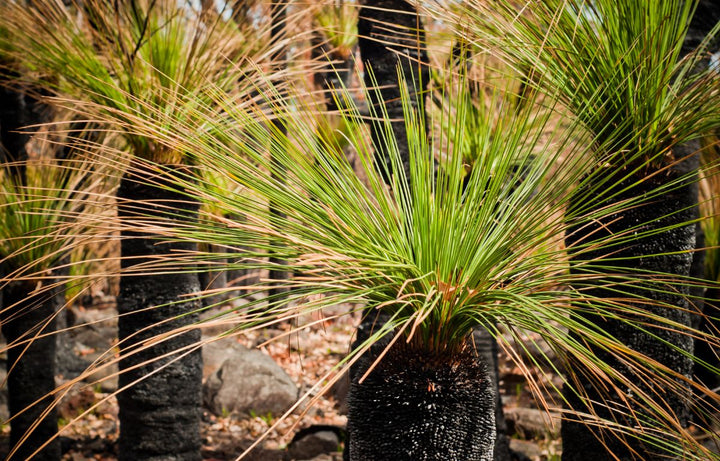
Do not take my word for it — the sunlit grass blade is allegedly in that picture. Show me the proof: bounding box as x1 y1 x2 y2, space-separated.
50 51 720 457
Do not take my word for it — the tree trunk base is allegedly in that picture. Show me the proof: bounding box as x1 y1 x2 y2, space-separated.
116 167 203 461
562 157 697 460
347 341 495 461
2 278 62 461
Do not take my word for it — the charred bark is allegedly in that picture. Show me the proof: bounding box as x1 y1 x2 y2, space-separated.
346 341 495 461
358 0 429 184
0 77 30 181
2 277 62 461
312 32 355 113
562 149 698 460
116 165 203 461
268 0 290 301
0 62 61 461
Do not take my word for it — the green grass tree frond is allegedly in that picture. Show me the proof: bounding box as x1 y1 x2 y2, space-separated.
0 121 120 460
425 0 720 167
62 50 720 457
422 1 720 458
4 1 720 459
0 1 303 458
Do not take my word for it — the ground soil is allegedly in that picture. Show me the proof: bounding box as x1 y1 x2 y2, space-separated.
0 293 716 460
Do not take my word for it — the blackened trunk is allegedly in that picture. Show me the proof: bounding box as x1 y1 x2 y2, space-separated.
346 342 495 460
1 64 60 460
2 278 62 461
358 0 429 184
562 152 698 460
0 69 51 181
312 33 355 113
0 78 29 182
116 166 203 461
198 243 228 308
268 0 290 301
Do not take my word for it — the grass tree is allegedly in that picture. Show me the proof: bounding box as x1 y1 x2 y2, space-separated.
0 1 283 458
63 36 720 458
0 150 114 460
349 0 433 455
4 2 720 460
358 0 429 184
312 0 358 112
424 0 720 458
1 33 73 458
429 53 540 461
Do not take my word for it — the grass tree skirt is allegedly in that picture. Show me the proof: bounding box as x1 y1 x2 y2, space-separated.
117 168 203 461
346 341 496 460
562 156 698 460
2 278 62 461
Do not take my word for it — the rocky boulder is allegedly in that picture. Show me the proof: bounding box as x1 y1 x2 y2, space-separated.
203 344 298 417
288 425 343 460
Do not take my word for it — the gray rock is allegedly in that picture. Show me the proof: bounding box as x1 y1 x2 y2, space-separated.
509 439 543 458
288 430 340 460
56 335 89 379
71 327 109 353
202 336 247 380
505 407 561 439
203 344 298 417
56 307 89 379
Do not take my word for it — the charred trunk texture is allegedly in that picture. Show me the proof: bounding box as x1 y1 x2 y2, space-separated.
562 149 698 461
312 33 355 113
0 76 29 181
116 166 202 461
358 0 429 184
0 70 51 180
347 342 495 460
2 277 62 461
0 64 60 461
268 0 290 301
